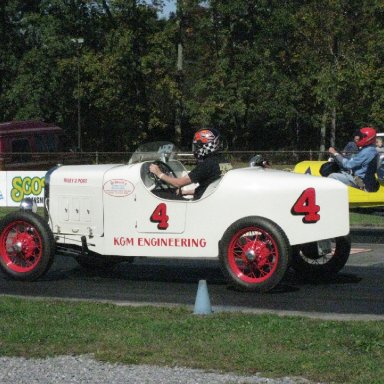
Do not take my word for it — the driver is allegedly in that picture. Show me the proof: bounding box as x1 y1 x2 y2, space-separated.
149 128 222 200
328 127 378 192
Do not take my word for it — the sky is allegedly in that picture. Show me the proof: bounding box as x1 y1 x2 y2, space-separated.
160 0 176 17
143 0 176 18
156 1 209 18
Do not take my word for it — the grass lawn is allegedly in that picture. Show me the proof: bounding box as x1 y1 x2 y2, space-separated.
0 297 383 384
350 209 384 227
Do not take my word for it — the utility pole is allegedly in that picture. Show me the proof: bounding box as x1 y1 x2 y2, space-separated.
71 38 84 152
174 0 184 146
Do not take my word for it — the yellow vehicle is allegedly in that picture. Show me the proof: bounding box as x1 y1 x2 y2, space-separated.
294 156 384 208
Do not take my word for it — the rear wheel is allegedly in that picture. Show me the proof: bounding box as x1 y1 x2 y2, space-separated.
219 217 290 292
0 211 55 281
291 235 351 279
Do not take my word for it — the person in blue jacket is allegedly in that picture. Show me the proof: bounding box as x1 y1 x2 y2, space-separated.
328 127 378 192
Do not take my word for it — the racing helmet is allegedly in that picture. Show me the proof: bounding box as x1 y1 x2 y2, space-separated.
192 128 221 160
356 127 376 147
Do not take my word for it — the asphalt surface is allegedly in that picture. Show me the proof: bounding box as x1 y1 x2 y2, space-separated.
350 226 384 244
0 235 383 320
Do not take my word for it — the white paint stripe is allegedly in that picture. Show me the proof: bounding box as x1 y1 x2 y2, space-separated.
350 248 372 255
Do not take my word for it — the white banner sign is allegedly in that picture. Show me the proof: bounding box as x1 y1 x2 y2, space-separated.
0 171 47 207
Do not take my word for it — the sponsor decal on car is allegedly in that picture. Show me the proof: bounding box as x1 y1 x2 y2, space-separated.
64 178 88 184
103 179 135 197
113 236 207 248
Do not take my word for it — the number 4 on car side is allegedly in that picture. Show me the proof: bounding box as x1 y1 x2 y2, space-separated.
0 142 351 292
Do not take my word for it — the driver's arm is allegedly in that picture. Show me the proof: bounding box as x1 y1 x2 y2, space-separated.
329 146 348 166
149 164 192 188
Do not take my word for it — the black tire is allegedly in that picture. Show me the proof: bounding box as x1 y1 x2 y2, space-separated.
219 216 290 292
291 235 351 279
0 211 55 281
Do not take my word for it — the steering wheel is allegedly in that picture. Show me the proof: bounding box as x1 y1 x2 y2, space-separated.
148 161 178 191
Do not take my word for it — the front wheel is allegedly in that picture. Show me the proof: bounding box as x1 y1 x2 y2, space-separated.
0 211 55 281
291 235 351 279
219 217 290 292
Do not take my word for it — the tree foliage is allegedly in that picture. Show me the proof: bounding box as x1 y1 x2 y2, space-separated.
0 0 383 151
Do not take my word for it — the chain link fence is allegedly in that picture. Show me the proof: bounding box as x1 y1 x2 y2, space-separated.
0 150 330 171
220 150 328 169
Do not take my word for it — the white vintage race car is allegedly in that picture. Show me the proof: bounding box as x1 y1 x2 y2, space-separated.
0 142 351 292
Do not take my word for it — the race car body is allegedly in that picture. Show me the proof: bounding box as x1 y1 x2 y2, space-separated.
0 142 351 292
47 163 349 255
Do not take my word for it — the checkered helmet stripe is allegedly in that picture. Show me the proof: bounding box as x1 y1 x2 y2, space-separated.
193 129 220 160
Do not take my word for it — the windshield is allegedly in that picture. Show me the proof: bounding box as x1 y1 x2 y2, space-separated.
129 141 179 164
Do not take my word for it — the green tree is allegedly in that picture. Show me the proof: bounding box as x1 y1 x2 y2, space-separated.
177 1 298 149
292 0 384 150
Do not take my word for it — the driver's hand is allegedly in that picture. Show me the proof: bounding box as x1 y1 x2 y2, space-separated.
149 164 161 177
328 147 337 155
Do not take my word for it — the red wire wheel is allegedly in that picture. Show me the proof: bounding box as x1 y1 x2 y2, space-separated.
220 217 290 292
0 211 55 281
0 219 43 273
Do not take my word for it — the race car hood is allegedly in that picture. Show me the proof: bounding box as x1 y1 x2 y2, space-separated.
46 164 125 237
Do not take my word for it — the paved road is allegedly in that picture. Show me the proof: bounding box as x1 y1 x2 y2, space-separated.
0 242 383 319
350 226 384 244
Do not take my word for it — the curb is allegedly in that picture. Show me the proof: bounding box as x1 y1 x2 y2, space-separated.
350 227 384 244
